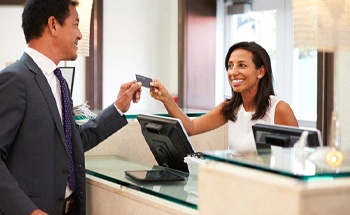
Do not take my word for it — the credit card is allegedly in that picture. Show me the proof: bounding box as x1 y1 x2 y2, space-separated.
136 74 154 89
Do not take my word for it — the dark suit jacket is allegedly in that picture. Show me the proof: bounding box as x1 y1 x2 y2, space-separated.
0 53 128 215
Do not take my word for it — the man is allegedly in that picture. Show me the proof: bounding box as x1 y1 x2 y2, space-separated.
0 0 142 214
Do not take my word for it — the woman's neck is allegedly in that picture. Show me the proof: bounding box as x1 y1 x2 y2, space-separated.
241 93 256 112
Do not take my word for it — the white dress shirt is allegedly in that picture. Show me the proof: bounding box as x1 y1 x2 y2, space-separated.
25 47 73 198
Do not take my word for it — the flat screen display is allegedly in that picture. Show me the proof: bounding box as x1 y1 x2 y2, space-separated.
137 114 195 173
252 123 322 149
125 170 185 182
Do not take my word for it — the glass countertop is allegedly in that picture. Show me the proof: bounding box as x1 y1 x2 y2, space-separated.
124 108 207 119
85 155 198 209
76 108 207 121
203 147 350 181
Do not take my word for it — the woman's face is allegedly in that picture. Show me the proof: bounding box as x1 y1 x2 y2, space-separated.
227 48 264 97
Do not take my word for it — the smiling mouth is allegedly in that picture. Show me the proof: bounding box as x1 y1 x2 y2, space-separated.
232 79 243 85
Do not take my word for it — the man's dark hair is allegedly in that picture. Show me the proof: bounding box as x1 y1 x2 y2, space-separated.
222 41 275 121
22 0 79 43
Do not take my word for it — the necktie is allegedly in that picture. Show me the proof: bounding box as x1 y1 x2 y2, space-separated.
54 68 76 192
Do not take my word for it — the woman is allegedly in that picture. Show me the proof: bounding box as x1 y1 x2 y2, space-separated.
150 41 298 151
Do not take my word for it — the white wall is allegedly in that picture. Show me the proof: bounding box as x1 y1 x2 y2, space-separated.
102 0 178 113
0 6 86 106
0 6 26 70
336 52 350 149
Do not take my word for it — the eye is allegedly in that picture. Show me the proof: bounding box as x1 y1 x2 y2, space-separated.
239 63 247 68
228 64 234 70
73 21 79 28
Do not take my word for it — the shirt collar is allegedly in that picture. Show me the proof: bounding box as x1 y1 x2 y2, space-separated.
25 47 57 75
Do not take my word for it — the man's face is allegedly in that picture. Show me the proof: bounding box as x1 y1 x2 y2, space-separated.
56 5 82 61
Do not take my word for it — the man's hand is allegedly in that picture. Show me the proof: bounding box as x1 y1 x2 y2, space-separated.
114 81 142 113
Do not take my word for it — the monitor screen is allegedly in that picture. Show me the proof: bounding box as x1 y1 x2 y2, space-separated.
59 67 75 96
137 114 195 173
252 123 322 149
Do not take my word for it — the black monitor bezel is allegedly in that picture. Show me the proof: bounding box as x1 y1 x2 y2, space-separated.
137 114 195 173
59 66 75 96
252 123 322 149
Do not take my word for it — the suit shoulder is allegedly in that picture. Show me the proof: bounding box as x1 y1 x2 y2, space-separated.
1 60 28 74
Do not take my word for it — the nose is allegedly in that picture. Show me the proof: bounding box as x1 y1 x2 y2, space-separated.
77 28 82 40
228 68 238 76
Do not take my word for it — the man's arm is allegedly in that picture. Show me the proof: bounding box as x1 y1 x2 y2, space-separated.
0 70 38 215
78 81 142 151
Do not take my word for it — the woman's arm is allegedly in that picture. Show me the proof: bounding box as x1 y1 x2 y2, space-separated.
150 80 227 136
274 101 299 127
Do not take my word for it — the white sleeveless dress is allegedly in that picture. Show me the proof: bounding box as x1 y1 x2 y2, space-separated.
227 95 280 151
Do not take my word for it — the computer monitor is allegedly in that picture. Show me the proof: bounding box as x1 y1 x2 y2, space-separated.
137 114 195 173
252 123 322 149
59 67 75 96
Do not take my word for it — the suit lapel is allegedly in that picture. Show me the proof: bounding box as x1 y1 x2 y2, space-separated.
20 53 68 151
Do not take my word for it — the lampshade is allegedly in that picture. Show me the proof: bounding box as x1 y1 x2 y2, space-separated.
293 0 350 51
76 0 93 56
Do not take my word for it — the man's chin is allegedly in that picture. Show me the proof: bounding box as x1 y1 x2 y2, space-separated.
64 55 78 61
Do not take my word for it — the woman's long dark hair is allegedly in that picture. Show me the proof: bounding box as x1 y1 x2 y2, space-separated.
222 41 275 121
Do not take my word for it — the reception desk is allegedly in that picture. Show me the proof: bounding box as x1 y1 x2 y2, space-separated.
83 111 350 215
198 148 350 215
85 110 227 215
86 147 350 215
85 155 197 215
84 110 226 214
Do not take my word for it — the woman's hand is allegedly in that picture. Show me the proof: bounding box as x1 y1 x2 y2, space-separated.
150 79 173 103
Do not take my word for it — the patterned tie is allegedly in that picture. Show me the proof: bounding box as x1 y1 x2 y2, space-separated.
54 68 76 192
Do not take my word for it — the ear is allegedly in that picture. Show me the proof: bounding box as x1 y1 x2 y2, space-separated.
257 65 266 79
47 16 58 37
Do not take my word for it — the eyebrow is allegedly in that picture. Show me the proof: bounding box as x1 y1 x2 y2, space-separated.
229 60 249 64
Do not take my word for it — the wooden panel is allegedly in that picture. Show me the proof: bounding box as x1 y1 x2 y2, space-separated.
0 0 25 5
85 0 103 110
317 52 334 146
180 0 216 109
